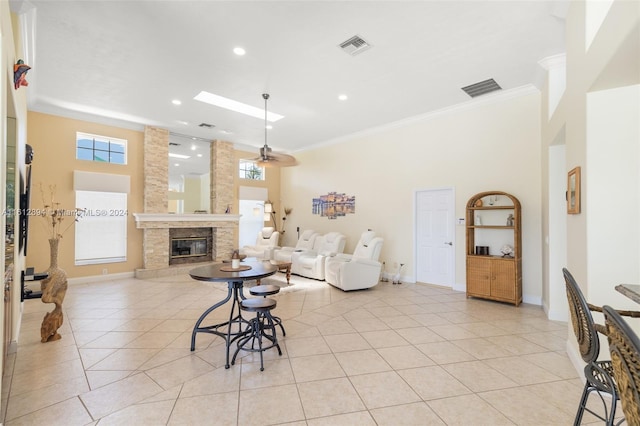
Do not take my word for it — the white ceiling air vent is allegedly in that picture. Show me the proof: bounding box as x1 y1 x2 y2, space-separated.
198 123 215 128
461 78 502 98
339 35 371 56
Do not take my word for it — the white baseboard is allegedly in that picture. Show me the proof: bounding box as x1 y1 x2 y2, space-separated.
453 282 466 292
67 271 134 286
566 340 585 380
523 294 542 306
381 273 414 284
545 304 568 321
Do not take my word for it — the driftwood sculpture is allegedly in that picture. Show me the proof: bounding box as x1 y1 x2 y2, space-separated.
40 239 68 343
40 267 67 342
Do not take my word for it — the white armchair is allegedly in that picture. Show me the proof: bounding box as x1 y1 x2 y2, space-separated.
291 232 346 280
240 227 280 260
325 230 384 291
272 229 319 263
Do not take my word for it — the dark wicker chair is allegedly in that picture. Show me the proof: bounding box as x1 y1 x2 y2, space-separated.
603 305 640 425
563 268 640 425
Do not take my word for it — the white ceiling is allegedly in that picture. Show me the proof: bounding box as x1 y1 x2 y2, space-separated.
16 0 567 165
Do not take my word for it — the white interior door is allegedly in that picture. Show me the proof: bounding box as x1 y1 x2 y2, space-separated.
415 188 455 286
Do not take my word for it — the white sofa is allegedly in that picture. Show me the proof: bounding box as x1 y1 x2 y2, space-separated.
291 232 346 280
240 227 280 260
325 230 384 291
272 230 319 263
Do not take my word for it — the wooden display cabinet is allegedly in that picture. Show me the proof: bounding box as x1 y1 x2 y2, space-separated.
466 191 522 306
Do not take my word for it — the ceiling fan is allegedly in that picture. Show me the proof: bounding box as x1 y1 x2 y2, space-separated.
254 93 297 167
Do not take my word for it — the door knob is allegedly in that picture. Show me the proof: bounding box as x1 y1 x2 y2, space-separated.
445 242 453 246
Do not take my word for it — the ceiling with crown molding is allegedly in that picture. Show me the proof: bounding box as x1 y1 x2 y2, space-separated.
16 1 567 157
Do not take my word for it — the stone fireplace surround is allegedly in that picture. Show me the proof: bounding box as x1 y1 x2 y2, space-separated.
134 127 237 279
134 214 240 278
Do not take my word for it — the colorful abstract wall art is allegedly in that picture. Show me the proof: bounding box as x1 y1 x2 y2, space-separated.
312 192 355 220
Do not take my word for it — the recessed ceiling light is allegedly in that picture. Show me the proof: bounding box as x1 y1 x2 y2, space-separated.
177 120 188 125
191 145 196 150
266 125 273 130
338 94 348 101
220 129 233 135
194 91 284 122
169 153 190 159
172 99 182 105
197 154 203 158
174 163 180 167
233 47 246 56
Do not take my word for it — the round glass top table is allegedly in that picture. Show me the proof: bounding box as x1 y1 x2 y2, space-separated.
189 261 277 368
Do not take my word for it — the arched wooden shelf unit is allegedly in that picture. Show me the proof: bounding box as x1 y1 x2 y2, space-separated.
466 191 522 306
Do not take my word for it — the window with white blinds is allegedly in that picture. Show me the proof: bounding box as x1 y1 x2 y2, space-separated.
75 191 127 265
73 171 130 266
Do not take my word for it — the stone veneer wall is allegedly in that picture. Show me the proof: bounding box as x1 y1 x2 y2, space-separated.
210 140 235 259
139 130 237 272
143 127 169 269
143 126 169 212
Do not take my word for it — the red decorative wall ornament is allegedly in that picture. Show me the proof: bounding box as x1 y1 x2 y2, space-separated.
14 59 31 89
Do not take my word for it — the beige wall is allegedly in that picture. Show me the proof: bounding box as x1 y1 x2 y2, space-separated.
23 116 285 278
539 0 640 367
562 0 638 293
541 0 639 305
587 85 640 305
14 1 638 310
26 112 144 278
281 89 544 303
2 1 31 414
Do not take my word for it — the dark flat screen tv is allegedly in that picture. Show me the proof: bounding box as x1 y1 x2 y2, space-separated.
19 144 33 256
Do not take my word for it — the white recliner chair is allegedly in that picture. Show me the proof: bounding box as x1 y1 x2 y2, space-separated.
291 232 346 280
272 230 319 263
240 227 280 260
325 230 384 291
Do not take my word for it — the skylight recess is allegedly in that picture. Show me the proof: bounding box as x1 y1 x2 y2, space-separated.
194 91 284 122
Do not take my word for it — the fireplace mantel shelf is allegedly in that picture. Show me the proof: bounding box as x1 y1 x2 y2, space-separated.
133 213 241 229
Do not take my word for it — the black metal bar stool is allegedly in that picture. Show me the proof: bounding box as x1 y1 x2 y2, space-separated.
249 285 286 336
231 297 282 371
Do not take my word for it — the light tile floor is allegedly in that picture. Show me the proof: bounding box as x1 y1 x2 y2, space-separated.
3 272 616 425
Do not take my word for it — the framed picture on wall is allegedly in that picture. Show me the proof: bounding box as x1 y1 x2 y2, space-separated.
567 166 581 214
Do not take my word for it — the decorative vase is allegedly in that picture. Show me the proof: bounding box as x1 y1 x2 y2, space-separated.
40 238 68 343
47 238 59 270
506 214 514 227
